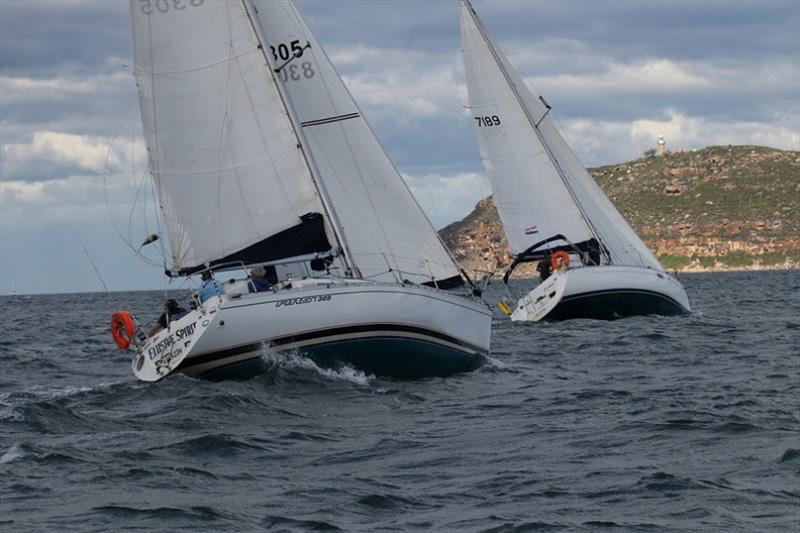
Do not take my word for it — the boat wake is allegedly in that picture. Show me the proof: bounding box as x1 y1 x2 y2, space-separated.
259 347 374 387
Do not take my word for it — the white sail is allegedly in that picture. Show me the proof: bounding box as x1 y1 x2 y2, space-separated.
251 0 463 286
460 1 662 270
131 0 332 274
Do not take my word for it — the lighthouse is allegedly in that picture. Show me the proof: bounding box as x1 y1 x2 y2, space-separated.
657 135 666 156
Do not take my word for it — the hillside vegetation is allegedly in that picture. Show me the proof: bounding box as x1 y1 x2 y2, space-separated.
439 145 800 274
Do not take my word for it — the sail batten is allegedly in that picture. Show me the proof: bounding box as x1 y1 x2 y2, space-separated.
460 0 663 271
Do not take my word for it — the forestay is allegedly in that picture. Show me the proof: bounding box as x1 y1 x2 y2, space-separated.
251 0 463 287
460 1 662 270
131 0 333 274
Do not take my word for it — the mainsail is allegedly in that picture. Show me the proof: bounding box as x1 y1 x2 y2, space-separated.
460 0 662 271
251 0 463 287
131 0 335 275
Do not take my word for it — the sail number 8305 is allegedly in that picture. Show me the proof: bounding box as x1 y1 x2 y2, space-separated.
475 115 501 127
138 0 204 14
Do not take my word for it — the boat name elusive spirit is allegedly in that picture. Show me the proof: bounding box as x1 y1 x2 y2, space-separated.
147 321 196 360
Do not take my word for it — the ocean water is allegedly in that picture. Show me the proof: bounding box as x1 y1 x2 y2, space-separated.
0 270 798 532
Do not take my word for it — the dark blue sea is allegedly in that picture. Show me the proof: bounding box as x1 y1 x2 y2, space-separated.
1 270 798 532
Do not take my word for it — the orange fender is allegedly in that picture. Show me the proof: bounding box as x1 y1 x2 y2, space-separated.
111 311 136 350
550 251 571 271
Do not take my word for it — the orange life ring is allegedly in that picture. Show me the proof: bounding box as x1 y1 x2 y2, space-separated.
550 251 571 271
111 311 136 350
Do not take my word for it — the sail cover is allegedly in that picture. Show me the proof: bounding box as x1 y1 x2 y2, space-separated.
460 1 662 270
250 0 463 286
131 0 332 274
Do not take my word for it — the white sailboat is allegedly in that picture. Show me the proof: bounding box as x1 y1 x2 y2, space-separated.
114 0 491 381
460 0 690 321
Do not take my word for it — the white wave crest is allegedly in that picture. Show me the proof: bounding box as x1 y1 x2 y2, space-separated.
260 348 373 386
483 355 509 370
0 443 24 464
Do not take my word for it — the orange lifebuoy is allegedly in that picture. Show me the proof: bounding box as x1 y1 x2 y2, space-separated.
550 251 571 271
111 311 136 350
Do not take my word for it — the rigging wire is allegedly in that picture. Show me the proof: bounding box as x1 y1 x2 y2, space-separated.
77 233 109 293
101 110 165 269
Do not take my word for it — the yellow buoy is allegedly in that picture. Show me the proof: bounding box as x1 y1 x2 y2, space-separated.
497 300 512 316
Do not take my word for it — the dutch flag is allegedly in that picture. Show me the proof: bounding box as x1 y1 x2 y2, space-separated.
524 225 538 235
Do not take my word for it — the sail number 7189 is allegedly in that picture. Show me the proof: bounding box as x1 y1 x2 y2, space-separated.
475 115 501 127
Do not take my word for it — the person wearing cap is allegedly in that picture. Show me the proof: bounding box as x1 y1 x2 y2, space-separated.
197 270 222 303
249 265 278 293
148 299 188 337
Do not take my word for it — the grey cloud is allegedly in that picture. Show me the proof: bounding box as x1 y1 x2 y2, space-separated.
371 115 480 176
0 72 138 143
0 0 131 77
298 0 799 66
463 0 799 64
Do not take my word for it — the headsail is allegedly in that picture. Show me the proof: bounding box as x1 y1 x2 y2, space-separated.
251 0 464 287
460 0 662 271
131 0 334 275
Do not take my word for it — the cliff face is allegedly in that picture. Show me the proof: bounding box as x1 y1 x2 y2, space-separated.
439 145 800 274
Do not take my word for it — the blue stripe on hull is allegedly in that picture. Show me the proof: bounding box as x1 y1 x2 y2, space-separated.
548 289 689 321
301 337 484 380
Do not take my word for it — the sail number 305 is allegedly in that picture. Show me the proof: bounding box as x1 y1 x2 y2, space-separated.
271 40 315 82
475 115 501 127
139 0 204 14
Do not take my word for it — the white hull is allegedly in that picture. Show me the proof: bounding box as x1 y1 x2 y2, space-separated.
132 279 491 381
511 266 691 322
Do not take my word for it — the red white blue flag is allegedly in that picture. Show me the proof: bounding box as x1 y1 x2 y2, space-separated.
524 225 538 235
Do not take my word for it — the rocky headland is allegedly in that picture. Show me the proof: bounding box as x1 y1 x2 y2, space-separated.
439 145 799 274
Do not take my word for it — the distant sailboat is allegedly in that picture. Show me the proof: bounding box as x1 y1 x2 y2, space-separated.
11 284 17 296
460 0 690 321
114 0 491 381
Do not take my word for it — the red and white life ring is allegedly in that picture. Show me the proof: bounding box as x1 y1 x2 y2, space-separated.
111 311 136 350
550 251 571 271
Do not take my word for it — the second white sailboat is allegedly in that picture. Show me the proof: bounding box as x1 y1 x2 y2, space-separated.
460 0 690 321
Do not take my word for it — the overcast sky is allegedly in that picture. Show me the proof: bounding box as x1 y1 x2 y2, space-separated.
1 0 798 294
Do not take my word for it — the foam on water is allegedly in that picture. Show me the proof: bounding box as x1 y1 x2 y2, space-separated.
260 347 374 386
0 443 23 464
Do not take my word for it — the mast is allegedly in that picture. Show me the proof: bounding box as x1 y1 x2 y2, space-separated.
240 0 360 277
462 0 611 262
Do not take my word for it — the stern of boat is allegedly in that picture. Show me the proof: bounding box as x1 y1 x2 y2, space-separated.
512 266 690 321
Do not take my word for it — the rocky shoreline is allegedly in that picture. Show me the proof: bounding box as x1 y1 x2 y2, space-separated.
439 145 799 276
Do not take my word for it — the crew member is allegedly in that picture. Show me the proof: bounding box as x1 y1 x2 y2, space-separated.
585 238 601 266
148 299 187 337
536 258 552 281
198 270 222 303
